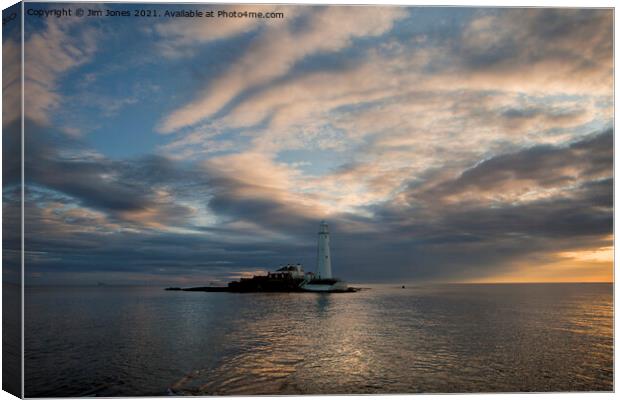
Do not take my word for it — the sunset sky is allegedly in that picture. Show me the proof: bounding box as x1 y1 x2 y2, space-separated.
4 4 613 285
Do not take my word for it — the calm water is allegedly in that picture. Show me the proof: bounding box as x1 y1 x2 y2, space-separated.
25 283 613 396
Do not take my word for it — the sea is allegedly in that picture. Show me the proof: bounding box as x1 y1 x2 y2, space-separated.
24 283 613 396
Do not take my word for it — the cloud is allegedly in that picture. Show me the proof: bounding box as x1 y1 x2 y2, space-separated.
24 122 199 232
208 78 605 213
201 152 329 229
154 5 293 58
447 9 613 95
158 6 407 133
158 121 237 160
154 9 612 231
336 129 613 282
409 129 613 206
161 9 609 163
24 128 613 284
2 33 21 127
203 130 611 282
24 17 99 128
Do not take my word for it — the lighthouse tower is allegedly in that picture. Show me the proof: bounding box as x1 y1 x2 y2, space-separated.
316 221 332 279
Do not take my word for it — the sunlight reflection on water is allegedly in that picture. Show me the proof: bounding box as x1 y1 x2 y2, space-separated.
25 283 612 396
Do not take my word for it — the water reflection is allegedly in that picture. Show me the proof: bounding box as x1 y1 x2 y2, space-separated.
25 284 613 396
314 293 331 313
169 285 613 395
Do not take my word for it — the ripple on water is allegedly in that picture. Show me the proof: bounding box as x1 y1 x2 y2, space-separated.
25 284 613 396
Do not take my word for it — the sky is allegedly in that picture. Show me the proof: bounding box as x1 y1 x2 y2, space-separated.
2 3 613 285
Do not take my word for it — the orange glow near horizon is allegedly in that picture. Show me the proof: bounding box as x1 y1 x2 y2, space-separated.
461 244 613 284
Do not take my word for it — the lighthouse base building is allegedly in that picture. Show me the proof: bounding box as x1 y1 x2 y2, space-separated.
177 221 354 293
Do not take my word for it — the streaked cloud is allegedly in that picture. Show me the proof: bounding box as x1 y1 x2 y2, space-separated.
24 17 99 130
158 6 407 133
154 5 293 58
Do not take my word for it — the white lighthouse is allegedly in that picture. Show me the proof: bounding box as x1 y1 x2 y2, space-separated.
316 221 332 279
301 221 349 292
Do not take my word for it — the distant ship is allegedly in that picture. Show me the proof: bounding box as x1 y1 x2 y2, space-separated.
167 221 356 293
